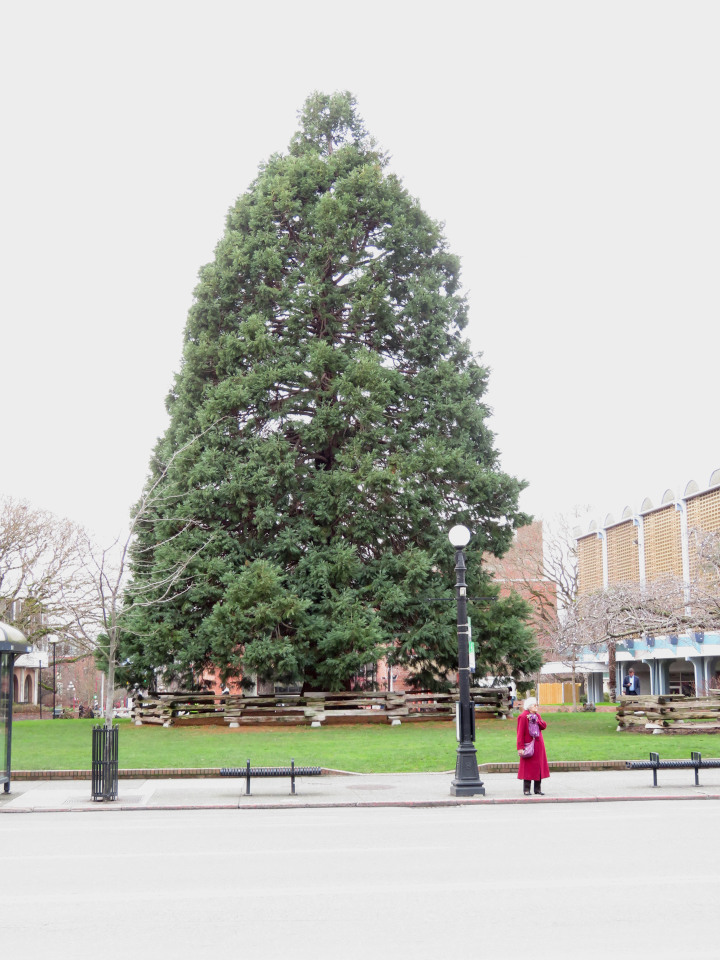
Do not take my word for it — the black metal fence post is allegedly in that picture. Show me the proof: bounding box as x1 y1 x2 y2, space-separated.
91 725 119 801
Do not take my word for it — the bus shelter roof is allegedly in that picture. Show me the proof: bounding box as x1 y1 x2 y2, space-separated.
0 621 31 655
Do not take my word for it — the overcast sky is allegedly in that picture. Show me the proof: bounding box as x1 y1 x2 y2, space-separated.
2 1 718 543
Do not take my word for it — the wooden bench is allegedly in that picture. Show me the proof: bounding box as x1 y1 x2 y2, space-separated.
220 759 322 795
626 751 720 787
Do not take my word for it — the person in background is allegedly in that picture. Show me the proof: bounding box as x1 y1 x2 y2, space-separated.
516 696 550 796
623 668 640 696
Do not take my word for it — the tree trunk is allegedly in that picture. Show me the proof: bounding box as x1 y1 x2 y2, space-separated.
608 640 617 700
104 612 118 730
100 622 118 800
104 654 115 729
571 653 578 712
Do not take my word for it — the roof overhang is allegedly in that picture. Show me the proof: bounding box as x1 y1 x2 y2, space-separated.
0 621 32 655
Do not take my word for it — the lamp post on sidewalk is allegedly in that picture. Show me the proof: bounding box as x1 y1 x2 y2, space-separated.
48 639 60 719
448 525 485 797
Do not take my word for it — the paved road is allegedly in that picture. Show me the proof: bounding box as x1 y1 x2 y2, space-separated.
2 802 717 959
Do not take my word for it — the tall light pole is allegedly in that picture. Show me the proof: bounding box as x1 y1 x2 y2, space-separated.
48 639 60 719
448 525 485 797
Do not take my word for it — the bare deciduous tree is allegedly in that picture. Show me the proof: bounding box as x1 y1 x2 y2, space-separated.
0 498 96 646
691 527 720 590
500 512 584 707
62 430 218 728
540 518 720 703
2 427 216 734
557 546 720 699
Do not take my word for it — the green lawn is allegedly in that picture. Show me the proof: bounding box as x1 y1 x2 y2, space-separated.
11 713 720 773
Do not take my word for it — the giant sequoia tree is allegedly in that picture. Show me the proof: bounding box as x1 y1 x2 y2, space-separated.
123 92 540 691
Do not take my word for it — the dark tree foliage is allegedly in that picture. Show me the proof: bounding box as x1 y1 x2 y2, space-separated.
122 92 540 692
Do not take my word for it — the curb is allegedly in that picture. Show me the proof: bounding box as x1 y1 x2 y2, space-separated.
3 792 720 815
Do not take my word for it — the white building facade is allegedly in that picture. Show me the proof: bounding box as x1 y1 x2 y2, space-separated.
575 470 720 699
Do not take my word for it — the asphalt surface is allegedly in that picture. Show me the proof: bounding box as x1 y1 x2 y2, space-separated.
3 764 720 812
6 801 719 959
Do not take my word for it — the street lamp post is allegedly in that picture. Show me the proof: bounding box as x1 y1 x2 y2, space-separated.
448 525 485 797
48 639 60 719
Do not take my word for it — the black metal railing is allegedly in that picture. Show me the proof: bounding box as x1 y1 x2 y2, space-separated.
627 751 720 787
91 725 119 801
220 759 322 795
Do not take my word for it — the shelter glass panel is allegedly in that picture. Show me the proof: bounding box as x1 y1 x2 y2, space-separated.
0 653 9 780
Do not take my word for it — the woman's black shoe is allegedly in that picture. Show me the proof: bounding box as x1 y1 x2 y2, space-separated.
533 790 545 796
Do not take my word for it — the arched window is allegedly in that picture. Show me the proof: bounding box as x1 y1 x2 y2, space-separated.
24 674 32 703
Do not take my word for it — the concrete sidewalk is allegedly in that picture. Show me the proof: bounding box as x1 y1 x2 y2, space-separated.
3 766 720 812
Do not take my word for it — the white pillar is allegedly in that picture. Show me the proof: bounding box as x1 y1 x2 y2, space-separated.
657 660 671 695
702 657 718 695
642 659 658 696
617 662 626 696
597 529 609 589
686 656 707 696
633 515 646 584
587 672 603 704
675 500 691 607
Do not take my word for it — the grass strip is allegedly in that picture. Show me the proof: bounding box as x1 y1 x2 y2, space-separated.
11 713 720 774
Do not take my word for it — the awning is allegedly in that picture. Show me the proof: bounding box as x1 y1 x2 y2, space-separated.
0 622 31 655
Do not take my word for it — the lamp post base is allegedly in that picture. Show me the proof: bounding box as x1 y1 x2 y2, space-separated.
450 781 485 797
450 743 485 796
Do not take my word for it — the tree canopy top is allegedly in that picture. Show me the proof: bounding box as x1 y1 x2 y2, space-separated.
290 91 374 158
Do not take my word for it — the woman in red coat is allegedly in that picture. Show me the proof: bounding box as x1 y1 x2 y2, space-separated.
516 697 549 796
